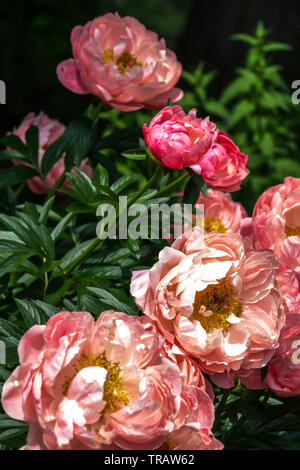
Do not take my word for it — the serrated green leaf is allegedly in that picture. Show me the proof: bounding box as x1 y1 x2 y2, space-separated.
86 287 138 316
15 298 56 328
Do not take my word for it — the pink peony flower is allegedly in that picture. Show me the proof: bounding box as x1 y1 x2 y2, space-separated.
263 314 300 397
1 310 221 450
191 131 249 192
162 385 223 451
140 316 205 388
252 177 300 275
196 189 248 235
215 314 300 397
143 105 217 169
275 262 300 315
57 13 183 111
9 112 92 195
131 228 285 374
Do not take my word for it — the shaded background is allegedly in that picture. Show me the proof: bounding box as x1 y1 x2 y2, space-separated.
1 0 300 132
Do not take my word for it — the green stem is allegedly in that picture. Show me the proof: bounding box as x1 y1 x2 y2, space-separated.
154 172 189 199
15 182 26 197
46 171 66 201
91 101 104 123
127 166 163 206
63 166 162 277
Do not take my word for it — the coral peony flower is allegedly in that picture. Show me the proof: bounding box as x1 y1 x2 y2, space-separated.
140 316 205 388
9 112 92 195
196 189 247 235
57 13 183 111
215 314 300 397
143 105 216 169
1 310 221 450
275 262 300 315
160 386 223 451
252 177 300 275
131 228 285 374
191 131 249 192
263 314 300 397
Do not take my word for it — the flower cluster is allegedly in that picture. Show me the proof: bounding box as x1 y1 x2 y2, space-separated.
143 106 249 192
1 11 300 453
2 311 222 450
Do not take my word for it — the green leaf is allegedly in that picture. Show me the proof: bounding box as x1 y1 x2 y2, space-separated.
25 125 39 167
0 251 33 278
95 126 139 151
74 265 128 280
221 76 255 105
92 163 109 187
0 150 26 161
1 134 28 157
121 149 146 160
110 175 138 194
63 169 96 203
78 294 107 317
0 215 43 255
0 318 23 339
231 33 258 46
185 168 207 197
205 99 228 118
0 365 10 381
228 100 255 128
41 117 97 176
86 287 138 316
18 213 55 261
59 239 94 271
0 415 28 444
182 178 200 205
0 427 28 442
127 236 140 254
274 158 300 178
51 213 74 242
39 196 55 225
0 166 38 189
262 42 292 52
15 298 59 328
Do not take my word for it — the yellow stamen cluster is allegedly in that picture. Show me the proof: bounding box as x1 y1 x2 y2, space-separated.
63 352 130 412
102 49 143 75
285 225 300 237
193 278 243 333
204 216 227 233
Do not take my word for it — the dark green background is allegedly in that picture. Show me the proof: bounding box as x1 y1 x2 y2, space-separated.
1 0 300 133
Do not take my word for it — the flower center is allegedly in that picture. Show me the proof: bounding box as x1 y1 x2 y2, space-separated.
192 278 243 333
102 49 143 75
204 216 227 233
285 225 300 237
64 353 130 412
